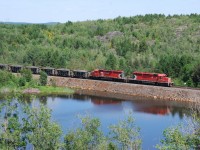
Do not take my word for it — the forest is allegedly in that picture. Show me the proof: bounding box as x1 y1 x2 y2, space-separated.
0 14 200 86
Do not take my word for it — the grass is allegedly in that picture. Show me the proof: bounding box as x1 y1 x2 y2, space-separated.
37 86 74 95
0 72 75 96
0 85 74 96
0 86 18 94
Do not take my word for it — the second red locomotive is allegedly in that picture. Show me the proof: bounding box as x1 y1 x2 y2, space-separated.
90 69 125 82
129 72 173 87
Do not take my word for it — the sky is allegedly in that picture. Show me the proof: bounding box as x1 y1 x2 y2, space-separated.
0 0 200 23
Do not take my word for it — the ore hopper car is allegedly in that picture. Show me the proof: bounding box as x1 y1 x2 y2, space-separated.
0 64 8 70
130 72 173 87
26 66 40 74
72 70 89 78
41 67 55 76
90 69 125 82
56 69 70 77
10 65 23 73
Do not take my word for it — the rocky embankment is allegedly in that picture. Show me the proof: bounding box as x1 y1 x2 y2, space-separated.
45 76 200 103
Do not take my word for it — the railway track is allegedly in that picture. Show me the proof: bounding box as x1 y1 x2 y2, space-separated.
172 86 200 91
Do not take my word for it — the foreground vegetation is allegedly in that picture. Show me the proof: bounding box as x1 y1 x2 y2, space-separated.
0 97 199 150
0 97 141 150
1 14 200 86
0 69 74 96
156 106 200 150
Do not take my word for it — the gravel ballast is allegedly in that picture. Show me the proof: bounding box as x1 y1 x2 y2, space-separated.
44 76 200 103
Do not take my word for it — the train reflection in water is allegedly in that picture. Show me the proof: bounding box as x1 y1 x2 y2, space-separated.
86 95 195 117
91 98 170 115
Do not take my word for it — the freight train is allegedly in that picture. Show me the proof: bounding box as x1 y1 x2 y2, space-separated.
0 64 173 87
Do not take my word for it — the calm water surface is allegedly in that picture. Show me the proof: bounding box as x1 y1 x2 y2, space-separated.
3 94 195 150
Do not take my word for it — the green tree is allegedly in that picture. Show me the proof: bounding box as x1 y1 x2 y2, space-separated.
139 40 148 53
20 69 32 82
156 127 190 150
64 115 107 150
39 71 48 86
105 54 118 70
23 47 41 66
25 105 62 150
19 77 26 86
158 55 193 78
192 64 200 87
109 115 141 150
95 26 106 36
156 107 200 150
119 58 126 70
0 70 18 87
0 100 26 150
0 99 62 150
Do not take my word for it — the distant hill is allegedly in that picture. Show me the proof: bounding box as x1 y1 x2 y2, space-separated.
0 14 200 86
0 22 60 25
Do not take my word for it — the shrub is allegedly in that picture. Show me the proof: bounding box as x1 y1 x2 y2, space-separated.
0 70 18 87
39 71 48 86
20 69 32 82
19 77 26 86
109 115 141 150
64 115 106 150
192 64 200 87
156 107 200 150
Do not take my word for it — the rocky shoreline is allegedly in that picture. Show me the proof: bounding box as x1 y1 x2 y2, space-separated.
46 76 200 103
22 88 40 94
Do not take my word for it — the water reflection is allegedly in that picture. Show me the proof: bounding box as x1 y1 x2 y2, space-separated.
90 98 171 115
75 90 199 117
12 94 198 119
59 94 196 118
91 98 121 105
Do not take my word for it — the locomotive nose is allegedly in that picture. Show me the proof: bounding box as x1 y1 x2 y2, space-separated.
168 78 173 86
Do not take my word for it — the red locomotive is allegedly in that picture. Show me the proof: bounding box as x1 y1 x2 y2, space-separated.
90 69 125 82
130 72 173 87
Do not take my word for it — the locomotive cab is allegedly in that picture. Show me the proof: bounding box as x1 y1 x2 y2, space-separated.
120 72 125 78
157 74 173 87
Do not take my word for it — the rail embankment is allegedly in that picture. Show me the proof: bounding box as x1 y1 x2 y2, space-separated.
46 76 200 103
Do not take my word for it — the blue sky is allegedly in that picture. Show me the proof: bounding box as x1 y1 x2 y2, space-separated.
0 0 200 23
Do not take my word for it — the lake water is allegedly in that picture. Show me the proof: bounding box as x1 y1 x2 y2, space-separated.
1 93 196 149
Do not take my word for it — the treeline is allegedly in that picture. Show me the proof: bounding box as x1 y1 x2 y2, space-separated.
0 14 200 86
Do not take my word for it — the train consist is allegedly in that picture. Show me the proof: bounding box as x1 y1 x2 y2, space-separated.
0 64 173 87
